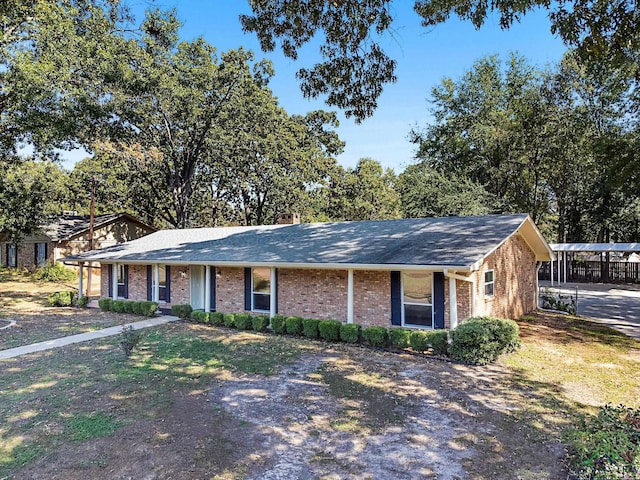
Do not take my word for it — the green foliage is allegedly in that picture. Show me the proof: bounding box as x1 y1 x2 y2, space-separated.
123 301 135 314
339 323 361 343
409 329 449 355
98 298 112 311
139 301 159 317
111 300 126 313
234 313 253 330
285 316 303 335
540 288 577 315
428 330 450 356
47 291 74 307
271 315 286 334
119 325 142 357
65 412 123 441
190 310 210 324
449 317 521 365
567 404 640 479
389 328 411 349
75 295 89 308
210 312 224 326
171 304 193 319
252 315 270 332
362 326 388 348
302 318 320 339
318 319 342 341
223 313 236 328
34 262 76 282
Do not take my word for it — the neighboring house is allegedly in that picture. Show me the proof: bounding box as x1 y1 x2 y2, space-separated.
1 213 156 293
63 214 553 329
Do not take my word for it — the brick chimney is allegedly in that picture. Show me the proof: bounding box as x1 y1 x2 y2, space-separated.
277 213 301 225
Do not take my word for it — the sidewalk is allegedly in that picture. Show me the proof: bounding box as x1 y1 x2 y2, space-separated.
0 315 179 360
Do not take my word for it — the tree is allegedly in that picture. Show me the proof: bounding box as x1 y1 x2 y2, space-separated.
242 0 640 122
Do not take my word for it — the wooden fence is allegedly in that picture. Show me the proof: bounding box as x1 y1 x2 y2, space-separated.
539 261 640 284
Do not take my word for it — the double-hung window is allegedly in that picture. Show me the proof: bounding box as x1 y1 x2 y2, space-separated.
484 270 495 297
153 265 168 302
35 243 47 267
7 244 17 268
402 272 433 328
252 267 271 312
117 264 126 298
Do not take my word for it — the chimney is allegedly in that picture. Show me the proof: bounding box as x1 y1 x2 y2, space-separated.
277 213 301 225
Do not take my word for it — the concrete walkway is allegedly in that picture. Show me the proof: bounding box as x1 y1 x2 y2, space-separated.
0 315 179 360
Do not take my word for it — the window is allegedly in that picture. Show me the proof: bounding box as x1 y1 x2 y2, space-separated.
7 244 17 268
402 272 433 328
35 243 47 267
252 267 271 312
153 265 168 302
117 264 126 298
484 270 495 297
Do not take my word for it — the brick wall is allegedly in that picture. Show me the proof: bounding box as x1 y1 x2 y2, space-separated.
216 267 245 313
353 270 391 328
277 268 348 320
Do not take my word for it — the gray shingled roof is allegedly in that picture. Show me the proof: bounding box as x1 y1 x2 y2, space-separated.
42 213 152 241
65 214 533 269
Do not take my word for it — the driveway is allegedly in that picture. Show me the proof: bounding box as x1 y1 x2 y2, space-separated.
541 281 640 339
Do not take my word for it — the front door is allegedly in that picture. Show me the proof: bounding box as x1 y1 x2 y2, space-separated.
190 265 205 310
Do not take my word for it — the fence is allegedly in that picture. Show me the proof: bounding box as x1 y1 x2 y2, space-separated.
539 261 640 284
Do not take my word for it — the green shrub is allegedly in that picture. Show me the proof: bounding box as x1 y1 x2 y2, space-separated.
191 310 209 323
34 262 76 282
123 301 135 314
112 300 126 313
449 317 521 365
171 304 193 319
340 323 361 343
362 326 388 348
409 330 430 352
223 313 236 328
285 316 303 335
98 298 112 311
408 330 449 354
210 312 224 326
130 301 143 315
567 404 640 479
252 315 270 332
139 301 158 317
234 313 253 330
302 318 320 339
318 320 342 341
47 291 74 307
75 295 89 308
271 315 286 334
429 330 449 355
389 328 411 348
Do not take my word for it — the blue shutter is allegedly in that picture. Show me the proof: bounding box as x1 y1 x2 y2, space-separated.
165 266 171 303
433 272 445 329
123 265 129 299
274 268 278 314
390 271 401 326
108 265 113 297
210 267 216 311
244 268 252 311
34 243 38 266
146 265 152 301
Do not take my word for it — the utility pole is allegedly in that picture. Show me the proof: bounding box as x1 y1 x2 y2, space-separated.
86 177 96 297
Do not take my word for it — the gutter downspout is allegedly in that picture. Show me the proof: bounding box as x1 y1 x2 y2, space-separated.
443 269 476 329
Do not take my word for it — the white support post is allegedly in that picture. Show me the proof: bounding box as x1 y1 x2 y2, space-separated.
78 263 84 299
563 252 567 284
153 264 160 303
550 258 554 286
112 263 118 299
205 265 211 313
449 275 458 330
269 267 277 319
347 269 354 324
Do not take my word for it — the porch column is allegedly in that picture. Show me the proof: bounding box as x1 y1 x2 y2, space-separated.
347 269 354 324
269 267 276 318
563 252 567 284
449 275 458 330
204 265 211 313
153 264 160 302
78 263 84 299
112 263 118 300
550 258 554 286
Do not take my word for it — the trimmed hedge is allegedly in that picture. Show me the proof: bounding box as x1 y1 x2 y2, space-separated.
210 312 224 326
191 310 210 323
362 326 388 348
389 328 411 348
223 313 236 328
252 315 270 332
271 315 286 334
76 295 89 308
98 298 112 311
318 320 341 342
285 316 303 335
171 304 193 319
429 330 449 355
97 298 158 317
48 291 74 307
449 317 521 365
340 323 361 343
302 318 320 339
234 313 253 330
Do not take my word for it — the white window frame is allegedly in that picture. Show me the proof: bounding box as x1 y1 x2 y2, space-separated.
152 265 168 303
117 264 126 299
251 267 271 313
8 244 17 268
401 271 434 329
484 269 495 298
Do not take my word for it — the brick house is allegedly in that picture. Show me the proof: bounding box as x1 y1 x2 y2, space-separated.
63 214 553 329
1 213 155 293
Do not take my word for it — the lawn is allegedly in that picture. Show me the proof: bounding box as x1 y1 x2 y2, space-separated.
1 274 639 479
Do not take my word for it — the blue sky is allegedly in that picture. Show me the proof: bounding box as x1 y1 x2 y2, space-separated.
61 1 568 171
